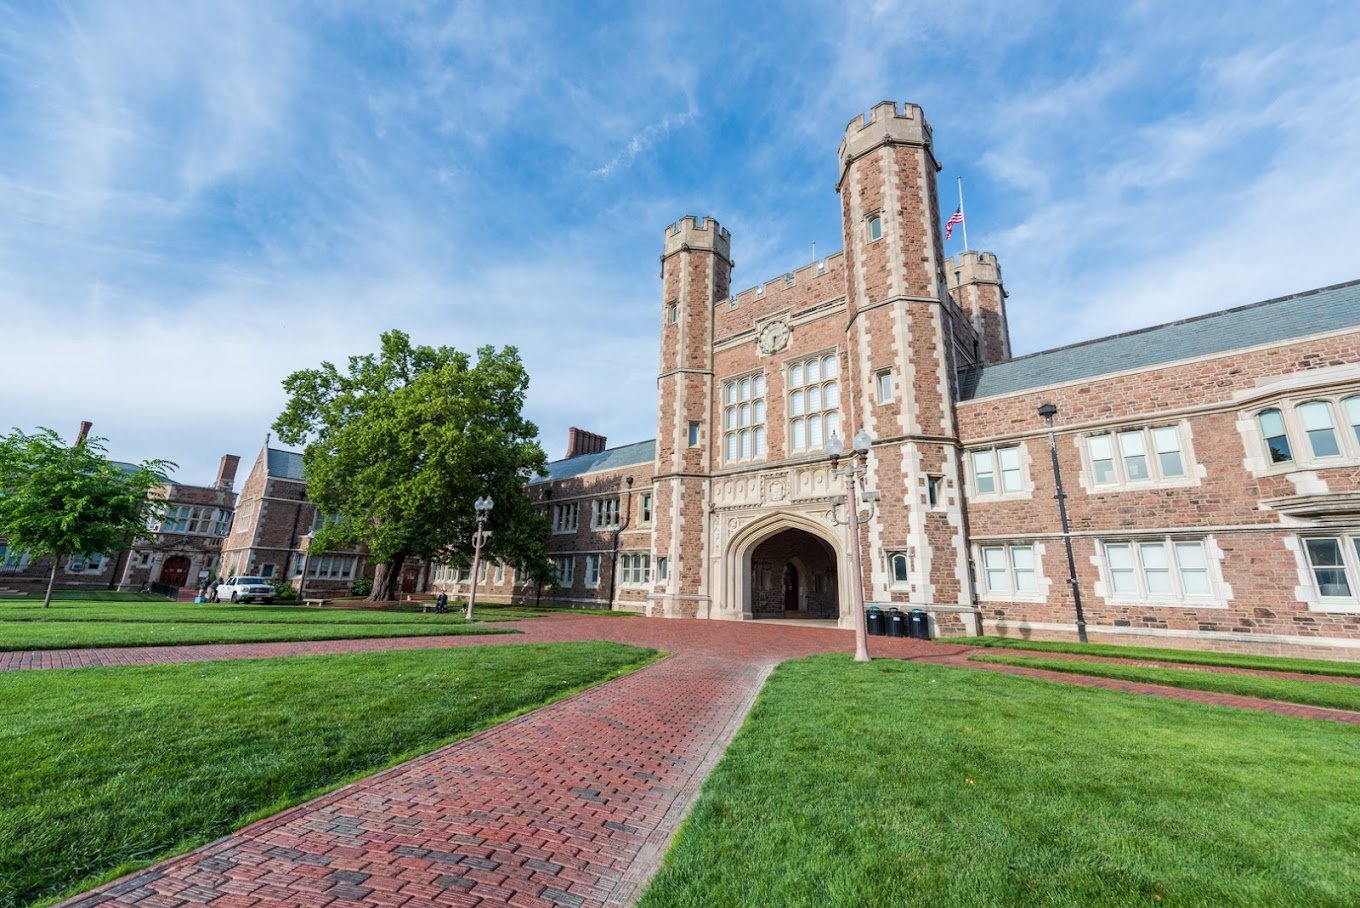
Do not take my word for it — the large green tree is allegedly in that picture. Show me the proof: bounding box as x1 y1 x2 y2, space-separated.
0 428 173 607
273 330 550 601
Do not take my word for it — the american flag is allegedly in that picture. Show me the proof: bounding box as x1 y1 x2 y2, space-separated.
944 207 964 240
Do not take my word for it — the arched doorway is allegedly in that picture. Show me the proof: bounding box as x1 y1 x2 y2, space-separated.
160 555 191 588
749 528 838 619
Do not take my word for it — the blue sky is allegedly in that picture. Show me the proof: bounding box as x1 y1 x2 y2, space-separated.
3 1 1358 484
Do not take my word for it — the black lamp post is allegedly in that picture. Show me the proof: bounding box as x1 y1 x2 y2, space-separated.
1038 403 1088 643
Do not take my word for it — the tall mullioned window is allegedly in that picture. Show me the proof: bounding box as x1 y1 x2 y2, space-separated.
971 446 1023 496
1100 538 1214 603
552 502 579 533
788 354 840 453
724 373 766 462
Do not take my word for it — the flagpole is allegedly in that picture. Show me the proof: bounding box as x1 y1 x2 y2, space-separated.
957 176 969 252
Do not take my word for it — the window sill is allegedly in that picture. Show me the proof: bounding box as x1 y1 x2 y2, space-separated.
1101 597 1228 609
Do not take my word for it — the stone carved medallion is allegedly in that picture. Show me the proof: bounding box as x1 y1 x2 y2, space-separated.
757 320 791 355
766 478 787 503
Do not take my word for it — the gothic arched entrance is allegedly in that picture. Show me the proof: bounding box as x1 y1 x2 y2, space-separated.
749 527 839 620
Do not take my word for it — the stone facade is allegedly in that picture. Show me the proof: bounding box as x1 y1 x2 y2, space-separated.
519 100 1360 658
218 444 368 596
0 454 239 596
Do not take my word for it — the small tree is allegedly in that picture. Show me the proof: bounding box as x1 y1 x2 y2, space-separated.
273 330 551 601
0 428 173 607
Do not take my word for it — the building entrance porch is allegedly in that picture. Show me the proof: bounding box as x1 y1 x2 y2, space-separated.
749 528 839 620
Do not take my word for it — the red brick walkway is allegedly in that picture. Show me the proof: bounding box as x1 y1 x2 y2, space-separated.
25 615 1359 908
47 619 945 908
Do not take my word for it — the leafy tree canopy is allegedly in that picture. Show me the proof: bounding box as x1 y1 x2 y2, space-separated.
272 330 550 600
0 428 173 607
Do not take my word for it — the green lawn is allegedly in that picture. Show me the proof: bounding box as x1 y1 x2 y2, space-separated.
0 599 574 651
971 653 1360 712
639 656 1360 908
0 642 657 908
951 635 1360 677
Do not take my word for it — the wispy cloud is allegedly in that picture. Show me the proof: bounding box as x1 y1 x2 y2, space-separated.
592 107 697 177
0 0 1357 483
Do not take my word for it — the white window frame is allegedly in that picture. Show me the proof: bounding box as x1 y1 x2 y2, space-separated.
619 552 651 586
666 301 678 325
552 502 579 534
551 556 574 586
1096 537 1223 607
1083 425 1191 490
968 445 1026 499
639 492 653 525
1249 391 1360 473
592 498 620 529
975 543 1042 601
1297 533 1360 612
494 562 505 585
787 352 841 454
722 371 767 464
866 213 883 242
66 552 106 573
584 554 602 589
656 556 669 581
875 369 893 403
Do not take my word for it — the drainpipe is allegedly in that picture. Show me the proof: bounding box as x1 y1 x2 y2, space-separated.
606 476 634 610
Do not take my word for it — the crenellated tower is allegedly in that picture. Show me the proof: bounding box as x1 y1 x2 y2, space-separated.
649 216 731 618
835 100 978 627
948 250 1011 364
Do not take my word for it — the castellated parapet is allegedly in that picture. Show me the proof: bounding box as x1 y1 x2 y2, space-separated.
946 250 1004 290
662 215 731 260
837 100 933 185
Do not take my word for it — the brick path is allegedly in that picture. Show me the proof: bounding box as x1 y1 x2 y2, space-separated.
21 615 1359 908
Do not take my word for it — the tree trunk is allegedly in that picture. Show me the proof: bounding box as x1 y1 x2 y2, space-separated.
43 558 59 608
369 554 406 601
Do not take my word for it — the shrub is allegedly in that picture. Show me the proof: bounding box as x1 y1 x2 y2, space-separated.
270 580 298 602
350 577 374 597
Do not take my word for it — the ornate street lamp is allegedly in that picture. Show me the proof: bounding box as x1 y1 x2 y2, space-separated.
826 429 881 663
1038 403 1088 643
465 495 494 620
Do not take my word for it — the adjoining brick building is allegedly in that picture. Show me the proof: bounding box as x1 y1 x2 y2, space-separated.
437 99 1360 659
218 443 371 596
0 453 240 596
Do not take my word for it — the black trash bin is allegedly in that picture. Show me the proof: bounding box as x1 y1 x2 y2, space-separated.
909 609 932 640
887 608 907 637
866 606 886 637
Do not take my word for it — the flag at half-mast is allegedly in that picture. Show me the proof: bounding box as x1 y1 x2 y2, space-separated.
944 207 964 240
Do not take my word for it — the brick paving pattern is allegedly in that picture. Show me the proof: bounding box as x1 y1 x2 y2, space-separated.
18 614 1357 907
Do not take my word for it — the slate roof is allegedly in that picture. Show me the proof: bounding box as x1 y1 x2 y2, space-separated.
530 439 656 484
266 448 306 480
960 279 1360 401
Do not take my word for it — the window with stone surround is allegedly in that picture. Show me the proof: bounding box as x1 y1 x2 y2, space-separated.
723 372 766 463
1084 425 1187 489
304 554 358 580
552 502 579 533
666 301 678 325
550 556 574 586
1097 537 1218 605
592 497 620 529
978 544 1038 597
1252 393 1360 471
639 492 652 525
886 552 910 589
584 554 601 588
620 552 651 585
866 213 883 241
657 556 669 581
969 445 1024 497
787 353 840 453
0 542 27 570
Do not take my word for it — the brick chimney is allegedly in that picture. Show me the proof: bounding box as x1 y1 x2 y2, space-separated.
565 428 607 459
216 454 241 491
